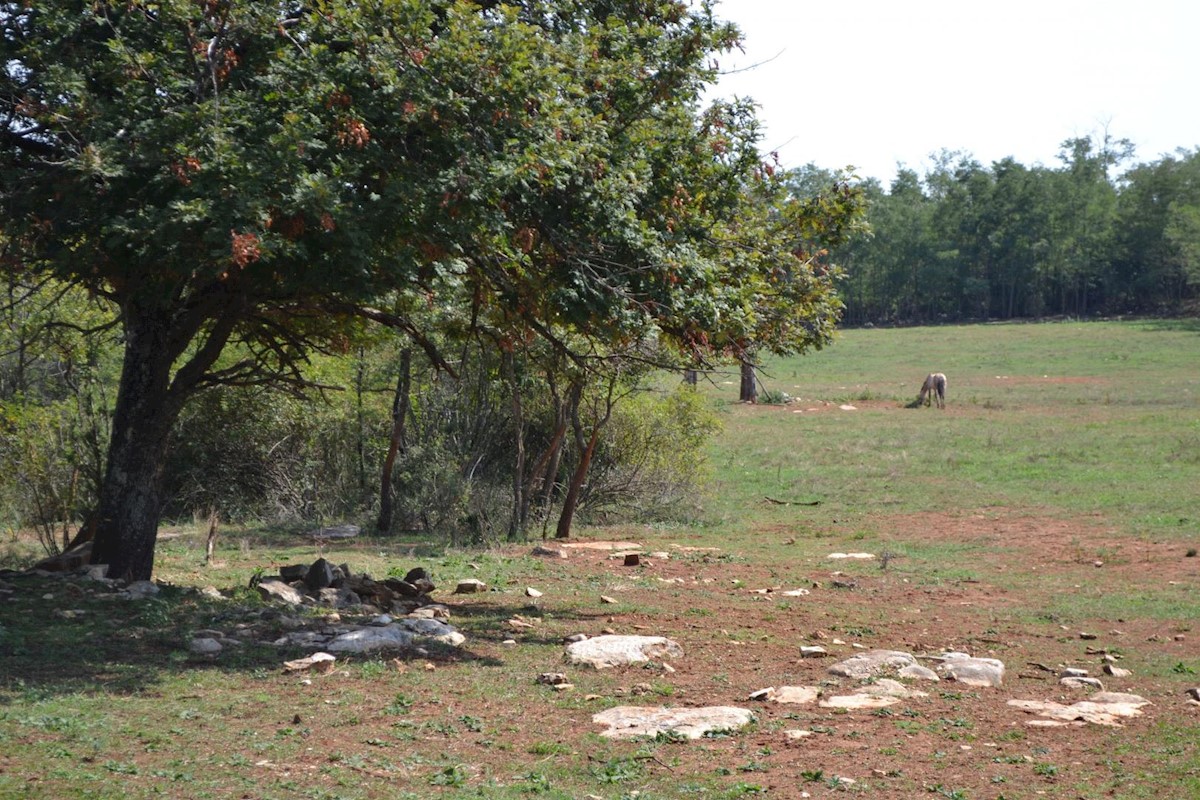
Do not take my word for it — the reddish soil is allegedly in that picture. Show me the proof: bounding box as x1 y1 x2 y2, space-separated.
435 510 1200 798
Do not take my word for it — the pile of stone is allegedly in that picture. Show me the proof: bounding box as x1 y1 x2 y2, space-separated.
243 559 469 655
254 558 436 615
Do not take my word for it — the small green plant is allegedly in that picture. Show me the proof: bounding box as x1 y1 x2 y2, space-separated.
590 756 643 784
519 772 552 793
527 741 570 756
800 768 824 782
1171 662 1196 675
385 693 414 715
427 764 467 787
1033 762 1058 777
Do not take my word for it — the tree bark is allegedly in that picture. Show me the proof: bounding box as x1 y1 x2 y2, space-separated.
504 351 526 542
739 359 758 403
89 310 188 581
555 428 598 539
90 295 238 581
554 377 615 539
204 508 219 566
376 348 411 533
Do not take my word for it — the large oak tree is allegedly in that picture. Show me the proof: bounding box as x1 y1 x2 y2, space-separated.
3 0 854 580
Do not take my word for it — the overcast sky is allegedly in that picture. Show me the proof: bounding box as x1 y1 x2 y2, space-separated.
711 0 1200 185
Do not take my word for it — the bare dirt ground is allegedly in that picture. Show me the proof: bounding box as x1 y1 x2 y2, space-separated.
420 511 1200 798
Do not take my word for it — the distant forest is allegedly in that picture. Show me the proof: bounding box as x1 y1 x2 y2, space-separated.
795 135 1200 324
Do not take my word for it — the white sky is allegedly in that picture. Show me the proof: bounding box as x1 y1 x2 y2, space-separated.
711 0 1200 185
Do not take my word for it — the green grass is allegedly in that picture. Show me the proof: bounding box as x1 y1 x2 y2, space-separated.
699 319 1200 544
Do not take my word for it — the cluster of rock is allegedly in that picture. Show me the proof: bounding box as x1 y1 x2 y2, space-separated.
247 559 466 654
254 558 436 614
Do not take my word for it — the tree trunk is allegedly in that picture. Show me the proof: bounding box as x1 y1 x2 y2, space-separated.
504 351 526 542
554 377 617 540
89 312 187 582
739 359 758 403
90 296 239 582
376 348 411 533
555 427 599 539
204 508 219 566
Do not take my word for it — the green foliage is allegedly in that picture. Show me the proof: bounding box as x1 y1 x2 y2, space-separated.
0 281 116 547
4 0 859 576
580 386 721 524
831 138 1200 323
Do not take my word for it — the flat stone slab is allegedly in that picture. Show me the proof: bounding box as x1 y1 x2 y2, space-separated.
565 635 683 669
750 686 821 705
819 678 928 710
828 649 917 679
558 541 642 550
325 619 465 652
935 653 1005 687
827 552 875 560
820 693 902 710
1008 692 1150 727
593 706 754 739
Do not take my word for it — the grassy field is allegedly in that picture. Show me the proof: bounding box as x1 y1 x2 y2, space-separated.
1 319 1198 799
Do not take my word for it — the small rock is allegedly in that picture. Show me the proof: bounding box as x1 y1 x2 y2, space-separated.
771 686 821 705
1061 676 1105 690
279 564 308 581
256 579 304 606
501 639 517 646
1061 668 1090 678
199 586 223 600
1079 632 1099 640
600 595 618 604
898 664 940 682
525 587 543 598
531 546 567 559
537 672 571 686
623 553 641 567
454 579 487 594
1103 664 1132 678
799 646 828 658
125 580 160 600
190 637 223 656
506 617 537 630
782 588 810 597
407 605 450 621
563 633 589 644
785 729 814 740
1186 688 1200 702
304 558 336 592
282 652 337 674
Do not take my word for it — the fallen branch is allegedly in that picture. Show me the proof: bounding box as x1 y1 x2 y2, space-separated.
764 496 821 506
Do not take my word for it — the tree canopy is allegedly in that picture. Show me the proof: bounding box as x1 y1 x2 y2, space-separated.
2 0 860 579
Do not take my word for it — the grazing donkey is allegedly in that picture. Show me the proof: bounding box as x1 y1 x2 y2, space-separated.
918 372 947 409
